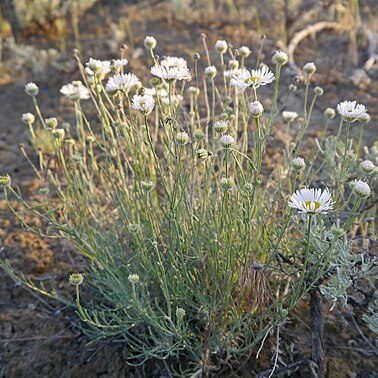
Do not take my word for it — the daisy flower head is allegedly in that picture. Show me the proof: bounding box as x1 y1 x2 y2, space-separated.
282 111 298 122
337 101 368 122
131 94 155 115
105 73 140 93
86 58 111 78
351 180 371 198
60 81 90 101
360 160 375 174
160 56 188 70
112 59 128 72
151 64 191 81
288 188 334 215
230 66 275 93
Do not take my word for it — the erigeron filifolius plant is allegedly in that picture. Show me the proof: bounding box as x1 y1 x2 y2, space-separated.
1 35 377 374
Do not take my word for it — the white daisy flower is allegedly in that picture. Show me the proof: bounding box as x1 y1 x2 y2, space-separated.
60 81 90 101
131 94 155 115
230 66 275 92
351 180 371 198
160 56 188 69
105 73 140 93
86 58 111 77
288 188 334 214
282 111 299 122
112 59 128 71
337 101 368 122
151 64 191 81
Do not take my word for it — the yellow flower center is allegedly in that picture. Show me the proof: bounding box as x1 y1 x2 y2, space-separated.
244 76 260 84
303 200 321 211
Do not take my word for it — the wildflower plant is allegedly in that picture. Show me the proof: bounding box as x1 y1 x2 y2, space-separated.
1 34 377 374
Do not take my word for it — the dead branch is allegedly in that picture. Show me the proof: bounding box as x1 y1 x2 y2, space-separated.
287 21 344 74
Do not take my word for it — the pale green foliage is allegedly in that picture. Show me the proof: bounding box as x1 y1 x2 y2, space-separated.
363 300 378 335
1 36 377 373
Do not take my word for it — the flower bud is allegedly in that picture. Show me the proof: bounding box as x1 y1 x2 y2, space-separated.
238 46 251 58
197 148 210 161
51 128 65 144
176 308 186 319
220 134 235 148
249 101 264 116
360 160 375 173
22 113 35 125
144 36 156 49
187 86 200 95
213 120 228 134
128 224 139 233
193 129 205 141
45 117 58 129
229 59 239 70
244 183 254 192
282 111 298 122
303 62 316 75
193 52 200 60
358 113 371 123
25 82 39 96
272 50 288 65
69 273 83 286
0 175 11 187
324 108 336 119
128 273 140 284
215 40 228 54
351 179 371 198
140 180 155 193
314 86 323 96
176 131 189 145
205 65 217 79
220 177 234 191
292 157 306 171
